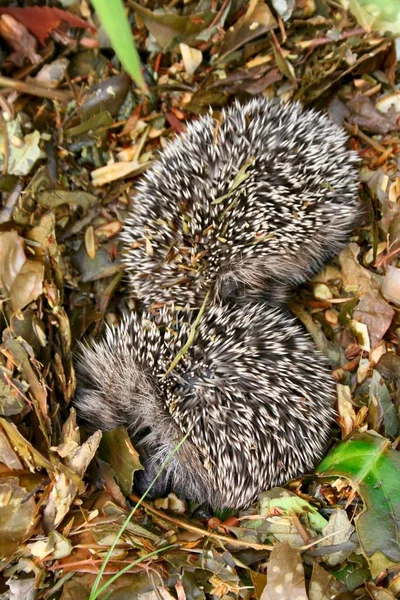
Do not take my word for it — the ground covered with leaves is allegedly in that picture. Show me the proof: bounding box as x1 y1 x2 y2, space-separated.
0 1 399 599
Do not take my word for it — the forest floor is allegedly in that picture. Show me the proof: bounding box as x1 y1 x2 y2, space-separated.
0 1 399 599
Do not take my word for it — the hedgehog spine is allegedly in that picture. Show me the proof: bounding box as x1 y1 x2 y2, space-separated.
75 303 336 509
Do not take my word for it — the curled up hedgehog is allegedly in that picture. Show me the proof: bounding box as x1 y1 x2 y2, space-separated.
121 97 360 307
74 97 361 510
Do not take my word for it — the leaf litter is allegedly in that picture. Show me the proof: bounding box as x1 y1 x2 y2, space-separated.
0 1 399 598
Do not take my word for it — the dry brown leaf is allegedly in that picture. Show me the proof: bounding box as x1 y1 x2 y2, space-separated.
0 231 44 312
353 291 394 349
261 542 307 600
0 476 39 560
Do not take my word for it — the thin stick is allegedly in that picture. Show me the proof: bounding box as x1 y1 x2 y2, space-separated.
130 493 274 551
0 75 74 102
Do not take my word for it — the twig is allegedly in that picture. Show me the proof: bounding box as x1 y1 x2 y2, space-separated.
0 110 9 175
207 0 230 30
0 75 74 102
296 27 366 50
130 493 273 551
343 120 387 153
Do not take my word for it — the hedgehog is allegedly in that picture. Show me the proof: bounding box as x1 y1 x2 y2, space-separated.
121 97 360 309
74 302 336 509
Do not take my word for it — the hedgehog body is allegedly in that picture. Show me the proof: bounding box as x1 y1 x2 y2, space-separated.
75 303 335 509
121 97 360 308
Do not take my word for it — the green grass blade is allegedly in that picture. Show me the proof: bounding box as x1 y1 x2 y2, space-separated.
89 429 192 599
92 0 147 92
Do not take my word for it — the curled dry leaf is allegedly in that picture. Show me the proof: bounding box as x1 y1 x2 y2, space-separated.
91 161 149 186
337 383 358 437
43 410 101 531
217 0 277 63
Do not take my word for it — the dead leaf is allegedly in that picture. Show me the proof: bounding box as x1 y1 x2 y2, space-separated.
0 378 25 416
0 231 43 311
218 0 277 63
308 562 346 599
99 428 142 497
320 509 356 566
1 121 42 176
0 6 96 46
0 14 40 66
0 418 53 471
338 243 381 295
131 2 215 49
347 94 400 134
382 266 400 306
261 541 307 600
353 291 394 349
337 384 358 437
0 476 39 560
43 427 101 532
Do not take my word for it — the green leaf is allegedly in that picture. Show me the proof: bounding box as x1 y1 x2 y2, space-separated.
91 0 147 92
342 0 400 34
317 431 400 564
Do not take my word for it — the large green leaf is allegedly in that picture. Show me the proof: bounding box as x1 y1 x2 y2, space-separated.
91 0 146 92
317 431 400 564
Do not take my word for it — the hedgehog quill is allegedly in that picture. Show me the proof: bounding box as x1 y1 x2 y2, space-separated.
75 97 361 509
75 304 336 509
122 97 360 308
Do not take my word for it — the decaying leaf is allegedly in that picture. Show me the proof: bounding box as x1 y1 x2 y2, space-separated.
218 0 277 63
0 231 44 311
261 541 307 600
0 5 96 45
0 475 40 560
0 118 42 176
353 291 394 349
131 2 215 49
99 428 142 497
43 411 101 531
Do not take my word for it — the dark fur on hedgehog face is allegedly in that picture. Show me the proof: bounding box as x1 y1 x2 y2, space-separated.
74 303 336 510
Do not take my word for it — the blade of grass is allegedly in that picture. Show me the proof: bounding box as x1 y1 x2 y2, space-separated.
163 290 210 377
89 429 192 599
91 0 148 93
92 544 177 599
